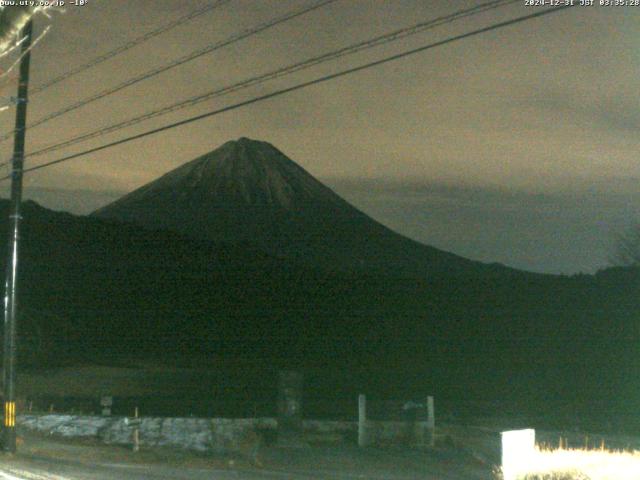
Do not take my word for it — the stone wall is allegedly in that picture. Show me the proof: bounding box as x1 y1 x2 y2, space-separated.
17 414 426 453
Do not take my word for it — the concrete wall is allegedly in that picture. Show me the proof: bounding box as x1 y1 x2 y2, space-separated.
17 414 425 453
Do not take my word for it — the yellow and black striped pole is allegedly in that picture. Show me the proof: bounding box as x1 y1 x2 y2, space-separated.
2 18 33 453
3 402 15 429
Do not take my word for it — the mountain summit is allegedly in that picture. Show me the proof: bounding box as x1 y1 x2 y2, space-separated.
100 137 353 211
93 137 512 277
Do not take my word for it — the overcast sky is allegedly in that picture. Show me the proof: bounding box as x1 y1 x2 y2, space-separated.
0 0 638 274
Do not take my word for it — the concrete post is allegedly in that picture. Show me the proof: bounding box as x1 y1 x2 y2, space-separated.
100 396 113 416
358 394 367 447
426 396 435 447
277 371 304 446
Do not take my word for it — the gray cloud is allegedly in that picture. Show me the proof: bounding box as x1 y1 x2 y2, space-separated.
511 89 640 137
326 178 640 274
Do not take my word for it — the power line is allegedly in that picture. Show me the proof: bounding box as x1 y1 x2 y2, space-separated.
0 1 232 156
25 0 519 160
0 5 574 181
0 0 338 145
30 0 232 96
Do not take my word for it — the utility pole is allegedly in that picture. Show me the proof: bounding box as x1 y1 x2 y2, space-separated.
2 19 33 454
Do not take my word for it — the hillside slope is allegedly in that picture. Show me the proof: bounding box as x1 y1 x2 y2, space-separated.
0 200 637 415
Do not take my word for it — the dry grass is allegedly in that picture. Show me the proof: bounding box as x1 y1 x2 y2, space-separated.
497 445 640 480
522 473 588 480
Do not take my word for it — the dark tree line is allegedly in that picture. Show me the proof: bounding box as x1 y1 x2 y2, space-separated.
612 225 640 267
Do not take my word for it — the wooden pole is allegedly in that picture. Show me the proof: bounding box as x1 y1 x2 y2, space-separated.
132 406 139 452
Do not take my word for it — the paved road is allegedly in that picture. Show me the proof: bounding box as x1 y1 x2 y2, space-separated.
0 448 493 480
0 431 495 479
0 458 298 480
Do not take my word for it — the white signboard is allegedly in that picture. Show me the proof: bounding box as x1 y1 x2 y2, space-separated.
501 428 536 480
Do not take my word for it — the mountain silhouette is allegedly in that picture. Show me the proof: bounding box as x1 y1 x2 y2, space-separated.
0 196 635 421
93 137 517 278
